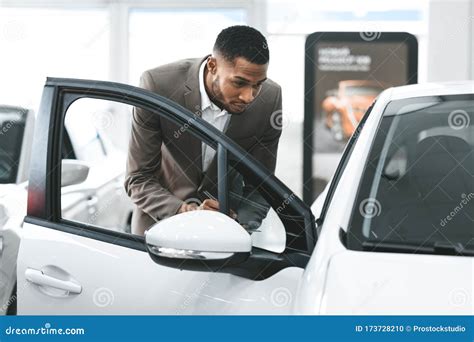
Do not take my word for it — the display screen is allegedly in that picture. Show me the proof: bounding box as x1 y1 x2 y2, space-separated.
303 32 418 203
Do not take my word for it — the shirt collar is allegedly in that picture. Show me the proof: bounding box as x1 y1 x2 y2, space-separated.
199 60 225 113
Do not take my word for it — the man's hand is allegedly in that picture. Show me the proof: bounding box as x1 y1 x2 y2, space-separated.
199 199 220 211
178 202 199 213
198 199 237 219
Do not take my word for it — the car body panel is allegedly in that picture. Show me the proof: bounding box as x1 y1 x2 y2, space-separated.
297 82 474 315
0 185 26 314
18 214 303 315
320 250 473 314
0 105 133 314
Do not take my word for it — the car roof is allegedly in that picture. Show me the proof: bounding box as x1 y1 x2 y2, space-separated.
387 81 474 101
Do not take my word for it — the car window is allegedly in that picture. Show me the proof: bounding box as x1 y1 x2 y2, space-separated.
64 101 108 163
61 98 133 233
60 97 289 252
348 95 474 254
61 93 304 253
29 79 315 257
0 106 27 184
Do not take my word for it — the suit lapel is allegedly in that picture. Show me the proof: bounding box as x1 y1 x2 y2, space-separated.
180 56 212 176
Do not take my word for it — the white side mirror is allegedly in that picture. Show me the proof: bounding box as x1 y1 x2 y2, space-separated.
146 210 251 264
61 159 89 187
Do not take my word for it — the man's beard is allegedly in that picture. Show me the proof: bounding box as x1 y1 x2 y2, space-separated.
210 77 246 115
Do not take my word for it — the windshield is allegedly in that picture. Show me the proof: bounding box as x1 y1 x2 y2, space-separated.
0 107 27 184
348 94 474 255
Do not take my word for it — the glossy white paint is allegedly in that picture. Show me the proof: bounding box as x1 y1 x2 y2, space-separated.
389 81 474 101
251 208 286 253
0 185 25 314
320 250 474 314
0 106 133 314
146 210 252 253
18 223 302 315
295 82 474 315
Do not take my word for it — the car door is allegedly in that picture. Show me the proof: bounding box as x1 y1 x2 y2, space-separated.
17 78 317 314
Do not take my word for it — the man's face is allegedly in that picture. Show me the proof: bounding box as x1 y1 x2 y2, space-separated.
205 55 268 114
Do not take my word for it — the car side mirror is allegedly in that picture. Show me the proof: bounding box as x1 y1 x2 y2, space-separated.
145 210 251 271
61 159 90 187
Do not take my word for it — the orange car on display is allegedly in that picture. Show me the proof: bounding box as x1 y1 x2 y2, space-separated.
323 80 387 141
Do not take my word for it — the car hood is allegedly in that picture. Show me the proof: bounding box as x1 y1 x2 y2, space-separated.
320 249 473 314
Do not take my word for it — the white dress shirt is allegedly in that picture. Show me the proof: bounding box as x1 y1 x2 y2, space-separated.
199 60 231 171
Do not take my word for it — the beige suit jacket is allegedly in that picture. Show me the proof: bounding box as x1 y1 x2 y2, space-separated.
125 55 282 235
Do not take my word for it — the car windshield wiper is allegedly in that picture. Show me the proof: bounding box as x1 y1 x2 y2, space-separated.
362 240 474 256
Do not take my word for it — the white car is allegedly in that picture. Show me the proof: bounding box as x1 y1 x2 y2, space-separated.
15 79 473 315
0 105 133 314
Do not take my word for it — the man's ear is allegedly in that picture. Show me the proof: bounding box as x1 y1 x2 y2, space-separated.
207 56 217 75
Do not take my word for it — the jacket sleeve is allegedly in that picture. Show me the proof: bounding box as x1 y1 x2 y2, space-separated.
124 71 184 221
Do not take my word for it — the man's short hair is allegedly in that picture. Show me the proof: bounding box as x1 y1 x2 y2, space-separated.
213 25 269 65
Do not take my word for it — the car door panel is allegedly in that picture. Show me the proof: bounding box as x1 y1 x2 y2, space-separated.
18 223 302 314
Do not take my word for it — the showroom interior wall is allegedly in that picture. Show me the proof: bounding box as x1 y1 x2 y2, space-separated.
427 0 473 81
0 0 471 195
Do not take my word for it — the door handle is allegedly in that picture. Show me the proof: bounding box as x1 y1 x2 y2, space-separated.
25 268 82 294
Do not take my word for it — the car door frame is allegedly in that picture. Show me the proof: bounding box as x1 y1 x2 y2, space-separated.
25 77 317 280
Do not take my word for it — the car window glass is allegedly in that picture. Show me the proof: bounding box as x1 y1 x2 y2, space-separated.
60 95 293 253
383 146 407 180
61 98 133 233
64 101 109 163
226 164 286 253
349 96 474 252
0 107 27 184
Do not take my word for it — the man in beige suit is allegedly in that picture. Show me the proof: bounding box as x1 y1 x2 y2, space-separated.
125 26 283 235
